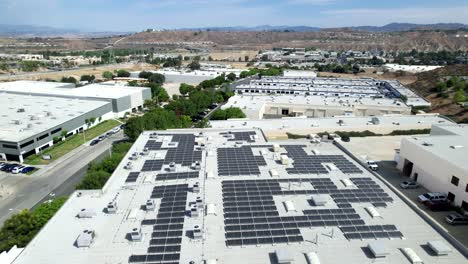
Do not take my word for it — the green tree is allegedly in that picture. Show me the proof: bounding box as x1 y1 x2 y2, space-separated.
80 75 95 83
138 71 153 79
61 76 77 84
453 90 466 103
244 55 249 62
226 73 236 82
179 83 195 95
188 60 201 71
116 69 131 77
435 81 447 92
102 71 114 79
148 73 165 85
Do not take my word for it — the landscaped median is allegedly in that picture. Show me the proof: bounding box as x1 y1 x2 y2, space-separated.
24 119 121 165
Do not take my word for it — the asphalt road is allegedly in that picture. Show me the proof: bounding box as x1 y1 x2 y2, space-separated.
0 131 124 225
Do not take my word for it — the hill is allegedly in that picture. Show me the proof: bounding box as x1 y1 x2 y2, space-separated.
408 65 468 123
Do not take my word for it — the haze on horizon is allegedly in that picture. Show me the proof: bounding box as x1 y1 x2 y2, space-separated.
0 0 468 32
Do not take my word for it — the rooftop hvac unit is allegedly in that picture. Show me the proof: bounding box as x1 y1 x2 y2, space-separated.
190 204 199 217
311 195 328 206
192 182 200 193
193 225 202 239
13 120 21 125
17 108 25 113
130 227 142 242
196 197 203 207
283 201 296 212
427 241 452 256
269 169 279 177
124 162 133 170
275 249 294 264
365 207 381 218
77 208 96 219
76 230 95 248
280 155 289 165
168 162 176 172
106 201 117 214
341 179 355 187
273 144 281 152
192 161 201 170
146 199 155 211
206 204 216 216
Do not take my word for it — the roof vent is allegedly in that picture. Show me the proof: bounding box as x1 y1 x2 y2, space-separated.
75 230 95 248
130 227 142 242
17 108 25 113
192 182 200 193
275 249 294 264
401 248 423 264
193 225 203 239
427 241 452 256
106 201 117 214
146 199 155 211
311 195 328 206
368 241 389 258
77 208 96 219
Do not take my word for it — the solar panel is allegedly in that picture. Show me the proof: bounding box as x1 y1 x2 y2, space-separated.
217 146 266 176
125 172 140 183
156 171 199 181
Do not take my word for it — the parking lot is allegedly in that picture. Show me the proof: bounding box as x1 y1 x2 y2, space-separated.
342 136 468 248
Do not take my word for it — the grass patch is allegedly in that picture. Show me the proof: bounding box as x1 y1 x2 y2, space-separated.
23 120 121 165
25 168 40 175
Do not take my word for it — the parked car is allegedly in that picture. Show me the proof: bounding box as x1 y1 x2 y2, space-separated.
111 127 121 133
98 135 106 141
3 164 21 172
12 165 26 174
20 166 36 174
105 132 113 137
0 162 8 169
445 213 468 225
400 181 419 189
418 192 447 203
90 139 101 146
426 200 451 211
366 160 379 171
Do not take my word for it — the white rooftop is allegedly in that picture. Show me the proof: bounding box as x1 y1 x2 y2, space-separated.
0 81 148 100
0 93 110 142
12 128 467 264
404 124 468 172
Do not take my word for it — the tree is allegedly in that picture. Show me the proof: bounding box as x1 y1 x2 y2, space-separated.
435 81 447 92
102 71 114 79
80 75 95 83
244 55 249 62
188 60 201 71
61 76 77 84
261 54 269 61
179 83 195 95
116 69 130 77
453 90 466 103
148 73 165 85
138 71 153 79
226 73 236 82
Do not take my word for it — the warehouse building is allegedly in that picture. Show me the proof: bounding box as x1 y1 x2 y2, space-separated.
223 94 411 119
232 76 430 108
397 124 468 209
0 93 113 162
11 128 467 264
0 81 152 117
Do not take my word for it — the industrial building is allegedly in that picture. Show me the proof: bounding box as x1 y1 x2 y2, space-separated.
0 80 151 162
0 81 152 117
0 93 113 162
11 128 467 264
397 124 468 209
210 114 449 140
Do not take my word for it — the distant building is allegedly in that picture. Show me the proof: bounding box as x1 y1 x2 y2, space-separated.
397 124 468 209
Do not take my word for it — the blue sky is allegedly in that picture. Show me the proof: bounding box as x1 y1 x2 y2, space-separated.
1 0 468 31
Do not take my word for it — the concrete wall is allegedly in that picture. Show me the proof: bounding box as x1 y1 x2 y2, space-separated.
397 138 468 207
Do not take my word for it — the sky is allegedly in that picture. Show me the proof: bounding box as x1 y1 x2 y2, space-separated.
1 0 468 32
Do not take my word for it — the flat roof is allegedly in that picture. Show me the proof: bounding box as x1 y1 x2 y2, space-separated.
13 128 467 264
0 81 149 100
224 94 409 119
210 115 448 138
403 124 468 172
0 93 110 143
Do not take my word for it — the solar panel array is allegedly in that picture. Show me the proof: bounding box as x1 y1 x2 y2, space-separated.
156 172 200 181
224 131 257 142
283 145 362 174
141 134 202 172
217 146 267 176
130 184 188 264
125 172 140 183
222 178 401 247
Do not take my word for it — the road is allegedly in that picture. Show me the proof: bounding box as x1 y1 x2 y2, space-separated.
0 131 125 225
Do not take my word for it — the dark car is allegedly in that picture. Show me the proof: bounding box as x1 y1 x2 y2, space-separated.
90 139 101 146
3 164 21 172
426 199 451 211
20 166 36 174
208 103 218 110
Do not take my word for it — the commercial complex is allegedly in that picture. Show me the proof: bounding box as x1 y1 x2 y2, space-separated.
226 75 429 119
397 124 468 209
12 128 467 264
0 81 151 162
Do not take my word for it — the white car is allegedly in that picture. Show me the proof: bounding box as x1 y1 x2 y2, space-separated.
112 127 121 133
12 166 26 174
418 192 447 203
400 181 420 189
366 160 379 171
